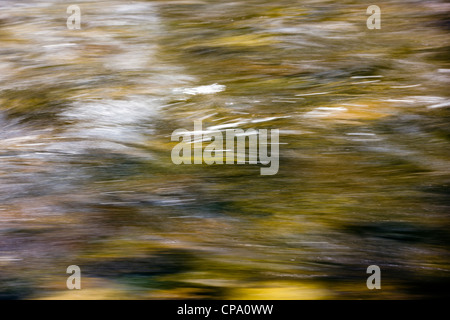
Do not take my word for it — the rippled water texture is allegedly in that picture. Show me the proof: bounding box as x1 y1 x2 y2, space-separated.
0 0 449 299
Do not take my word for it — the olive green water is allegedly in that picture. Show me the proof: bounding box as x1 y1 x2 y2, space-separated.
0 0 449 299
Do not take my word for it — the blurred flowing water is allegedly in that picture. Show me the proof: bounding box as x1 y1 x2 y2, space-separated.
0 0 449 299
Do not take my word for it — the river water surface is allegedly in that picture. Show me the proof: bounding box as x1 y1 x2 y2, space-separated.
0 0 449 299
